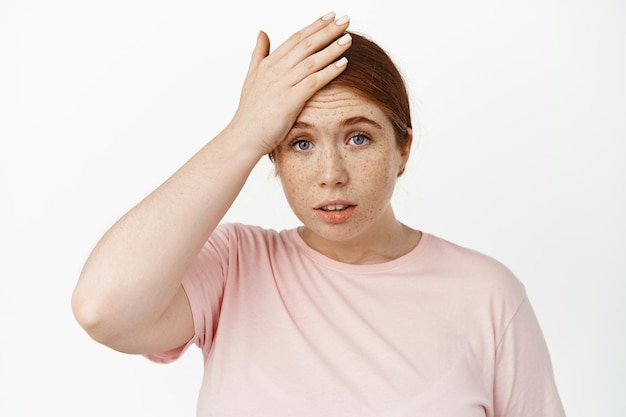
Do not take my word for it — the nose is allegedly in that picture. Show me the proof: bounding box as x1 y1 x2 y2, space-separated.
317 146 348 187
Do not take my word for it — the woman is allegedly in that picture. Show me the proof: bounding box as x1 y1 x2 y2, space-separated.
72 12 566 416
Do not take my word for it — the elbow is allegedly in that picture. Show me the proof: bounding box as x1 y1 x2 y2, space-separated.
71 287 104 342
71 278 158 354
71 284 121 348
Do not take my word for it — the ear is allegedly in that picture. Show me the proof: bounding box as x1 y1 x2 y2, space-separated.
399 128 413 172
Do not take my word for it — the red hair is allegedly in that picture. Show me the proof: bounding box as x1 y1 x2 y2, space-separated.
329 32 412 149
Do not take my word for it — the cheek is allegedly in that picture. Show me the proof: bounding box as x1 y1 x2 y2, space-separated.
277 160 309 207
361 151 398 189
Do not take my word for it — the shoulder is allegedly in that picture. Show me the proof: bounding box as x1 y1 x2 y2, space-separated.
423 233 526 300
213 222 286 243
209 223 297 254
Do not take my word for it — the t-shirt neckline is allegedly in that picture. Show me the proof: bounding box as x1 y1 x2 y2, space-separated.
285 227 431 274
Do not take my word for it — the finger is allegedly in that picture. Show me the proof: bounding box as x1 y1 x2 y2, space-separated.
247 30 270 74
289 15 351 69
272 12 350 63
291 54 349 102
287 31 352 86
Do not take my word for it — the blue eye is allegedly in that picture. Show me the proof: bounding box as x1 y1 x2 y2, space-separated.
290 139 312 151
349 134 370 146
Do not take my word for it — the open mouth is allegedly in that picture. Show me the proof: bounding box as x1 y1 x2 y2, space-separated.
320 204 352 212
315 202 356 224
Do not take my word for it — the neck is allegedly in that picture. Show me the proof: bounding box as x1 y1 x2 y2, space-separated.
299 208 421 265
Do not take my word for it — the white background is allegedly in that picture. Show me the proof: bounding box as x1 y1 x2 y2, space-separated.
1 0 624 415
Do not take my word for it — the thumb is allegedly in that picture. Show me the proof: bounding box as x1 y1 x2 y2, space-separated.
248 30 270 73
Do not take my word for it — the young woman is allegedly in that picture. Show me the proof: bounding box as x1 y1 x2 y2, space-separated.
72 12 566 417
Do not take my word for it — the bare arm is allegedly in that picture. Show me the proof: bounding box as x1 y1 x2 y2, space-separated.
71 13 352 355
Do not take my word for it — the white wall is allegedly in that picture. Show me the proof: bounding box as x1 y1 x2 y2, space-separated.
1 0 624 415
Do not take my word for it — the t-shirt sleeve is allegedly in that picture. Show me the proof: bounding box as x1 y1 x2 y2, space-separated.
493 295 566 417
144 224 232 364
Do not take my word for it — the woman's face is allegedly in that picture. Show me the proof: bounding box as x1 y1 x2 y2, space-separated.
274 86 411 246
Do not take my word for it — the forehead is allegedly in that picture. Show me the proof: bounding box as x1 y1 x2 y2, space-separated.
296 87 388 127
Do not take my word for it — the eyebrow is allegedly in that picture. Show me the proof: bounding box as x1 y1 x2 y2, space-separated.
292 116 384 131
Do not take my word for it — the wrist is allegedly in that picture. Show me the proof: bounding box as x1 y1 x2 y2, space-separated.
220 119 276 162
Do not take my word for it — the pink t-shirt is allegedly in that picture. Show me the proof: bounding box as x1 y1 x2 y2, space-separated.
147 223 565 417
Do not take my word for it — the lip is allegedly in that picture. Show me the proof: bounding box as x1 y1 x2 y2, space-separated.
314 200 357 224
314 199 356 210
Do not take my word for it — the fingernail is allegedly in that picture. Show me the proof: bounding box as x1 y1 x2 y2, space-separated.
335 57 348 67
322 11 336 21
337 33 352 45
335 15 350 25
